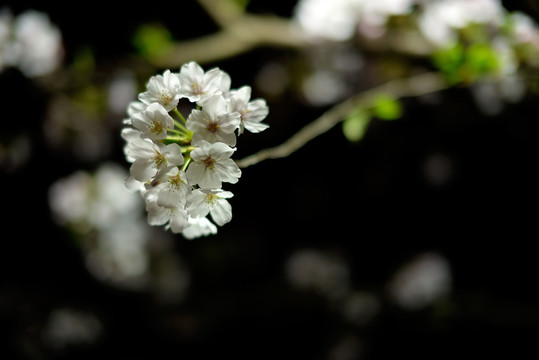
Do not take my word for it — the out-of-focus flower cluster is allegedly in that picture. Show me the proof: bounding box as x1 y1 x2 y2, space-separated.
48 163 190 297
294 0 539 131
0 8 63 77
122 62 269 238
295 0 539 54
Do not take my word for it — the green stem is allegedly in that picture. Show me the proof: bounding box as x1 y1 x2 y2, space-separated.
167 128 185 135
173 108 187 124
181 155 192 171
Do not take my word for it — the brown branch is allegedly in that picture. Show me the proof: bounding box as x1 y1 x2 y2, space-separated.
236 71 449 168
147 14 304 67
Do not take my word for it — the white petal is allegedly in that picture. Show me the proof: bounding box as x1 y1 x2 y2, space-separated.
164 143 184 167
186 189 211 218
243 122 270 133
124 176 143 192
182 216 217 239
189 140 212 161
211 142 235 160
203 94 227 119
169 208 188 233
130 160 156 182
218 112 241 133
235 86 252 105
213 131 237 147
210 198 232 226
216 190 234 199
214 159 241 184
146 201 169 226
157 186 183 208
198 168 221 189
185 162 206 186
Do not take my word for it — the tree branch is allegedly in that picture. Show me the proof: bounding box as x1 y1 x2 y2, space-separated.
236 72 450 168
148 14 304 67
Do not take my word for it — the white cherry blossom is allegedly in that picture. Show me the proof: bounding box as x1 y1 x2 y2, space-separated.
177 61 226 103
123 101 146 125
131 103 174 141
186 95 240 146
125 138 183 182
185 141 241 189
187 189 234 226
138 69 182 111
121 61 269 238
145 193 189 233
182 216 218 239
152 167 192 208
227 86 269 134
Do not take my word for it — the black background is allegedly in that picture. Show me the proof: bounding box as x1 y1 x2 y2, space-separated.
1 1 539 359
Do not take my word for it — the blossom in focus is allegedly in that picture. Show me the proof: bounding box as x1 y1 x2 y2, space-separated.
145 191 189 233
177 61 229 103
182 216 217 239
186 140 241 189
151 167 191 208
121 62 267 238
187 189 234 226
131 103 175 141
186 95 241 146
138 70 182 111
227 86 269 135
124 137 183 182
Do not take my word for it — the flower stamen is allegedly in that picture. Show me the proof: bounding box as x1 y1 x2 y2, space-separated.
203 156 215 170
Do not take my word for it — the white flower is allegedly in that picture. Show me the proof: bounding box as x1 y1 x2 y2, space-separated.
186 95 240 146
9 10 63 77
152 167 192 208
138 69 182 111
123 101 146 125
187 189 234 226
227 86 269 134
294 0 360 41
186 141 241 189
182 216 218 239
131 103 174 141
177 61 227 103
125 137 183 182
120 61 270 237
145 193 189 233
418 0 505 47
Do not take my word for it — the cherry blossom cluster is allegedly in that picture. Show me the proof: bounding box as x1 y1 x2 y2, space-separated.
122 62 269 239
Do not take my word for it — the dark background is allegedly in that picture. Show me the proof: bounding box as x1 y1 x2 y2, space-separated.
1 1 539 359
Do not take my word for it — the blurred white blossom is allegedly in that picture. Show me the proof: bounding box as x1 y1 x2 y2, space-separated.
285 248 350 300
418 0 505 47
387 252 452 310
48 162 189 291
42 308 102 350
0 9 63 76
294 0 414 41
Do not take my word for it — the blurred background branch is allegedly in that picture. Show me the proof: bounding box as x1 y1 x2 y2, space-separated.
146 1 305 67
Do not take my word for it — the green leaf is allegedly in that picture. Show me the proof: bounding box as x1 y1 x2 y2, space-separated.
433 42 465 73
132 24 173 58
465 42 500 76
343 110 370 142
372 93 403 121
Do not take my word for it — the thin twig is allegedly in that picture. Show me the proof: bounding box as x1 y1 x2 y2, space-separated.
236 72 449 168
